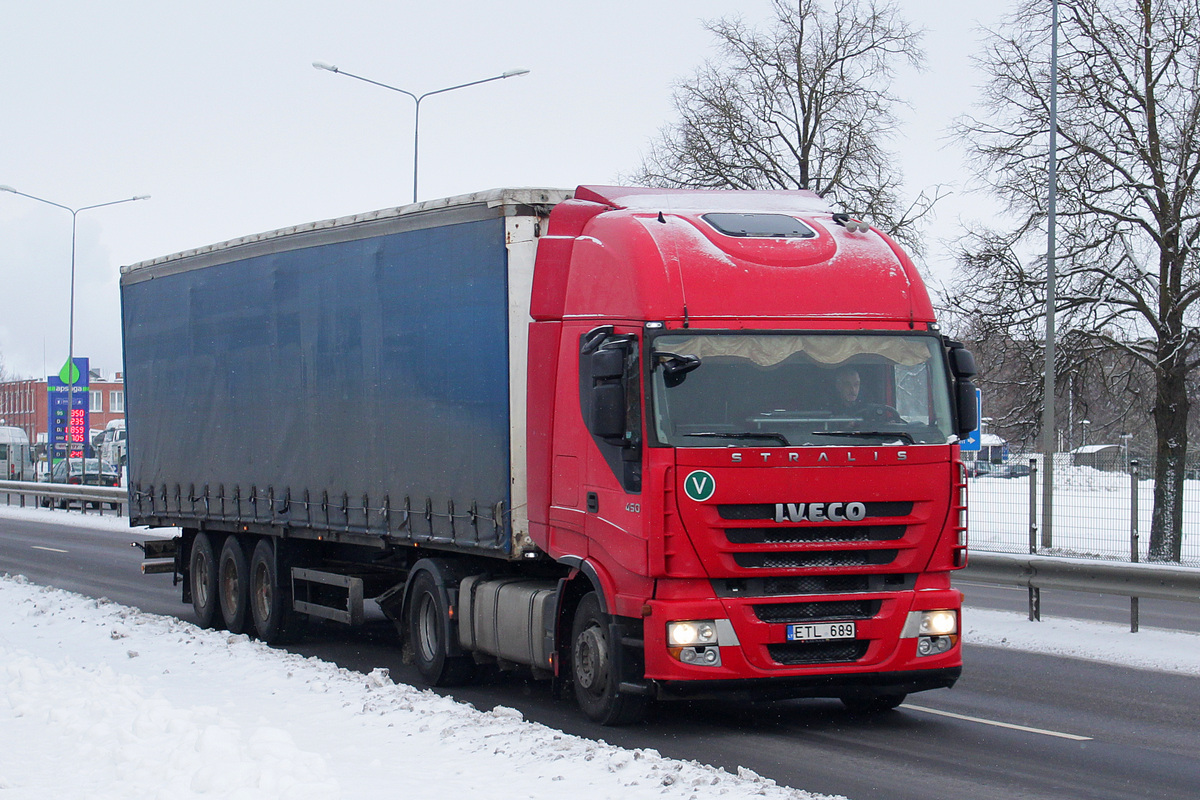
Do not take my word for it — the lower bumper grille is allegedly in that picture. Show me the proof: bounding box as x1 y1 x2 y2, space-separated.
734 550 897 569
753 599 881 623
767 641 870 665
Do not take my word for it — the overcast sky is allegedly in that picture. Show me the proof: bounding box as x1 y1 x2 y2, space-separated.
0 0 1006 381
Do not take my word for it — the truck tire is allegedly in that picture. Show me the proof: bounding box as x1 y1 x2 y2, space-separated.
406 571 475 686
218 536 251 635
249 538 297 645
189 532 220 629
570 592 649 725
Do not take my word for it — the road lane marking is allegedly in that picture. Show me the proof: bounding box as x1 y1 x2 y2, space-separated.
31 545 68 553
902 703 1093 741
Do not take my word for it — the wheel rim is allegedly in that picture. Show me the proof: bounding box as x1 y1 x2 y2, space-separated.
221 555 239 612
416 593 439 663
252 561 271 622
193 550 212 608
574 624 609 694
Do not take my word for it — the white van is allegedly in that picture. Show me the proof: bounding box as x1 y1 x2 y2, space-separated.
99 418 127 468
0 426 36 481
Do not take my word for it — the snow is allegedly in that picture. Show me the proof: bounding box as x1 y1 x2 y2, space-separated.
0 573 841 800
3 503 1200 798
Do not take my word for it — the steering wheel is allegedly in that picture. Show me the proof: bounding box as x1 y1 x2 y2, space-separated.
859 404 903 424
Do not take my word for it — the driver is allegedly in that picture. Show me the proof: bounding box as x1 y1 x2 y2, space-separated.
831 366 863 413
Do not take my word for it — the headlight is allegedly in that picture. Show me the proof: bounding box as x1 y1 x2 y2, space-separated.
667 620 718 647
920 610 958 636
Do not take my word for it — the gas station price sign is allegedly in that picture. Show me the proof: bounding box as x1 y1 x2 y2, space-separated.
47 358 89 463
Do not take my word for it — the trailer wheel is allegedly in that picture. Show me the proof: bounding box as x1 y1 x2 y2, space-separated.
406 571 475 686
189 531 220 629
840 692 906 713
217 536 251 635
249 538 297 645
570 592 648 725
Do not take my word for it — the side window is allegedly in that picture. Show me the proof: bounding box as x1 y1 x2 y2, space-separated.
578 326 642 493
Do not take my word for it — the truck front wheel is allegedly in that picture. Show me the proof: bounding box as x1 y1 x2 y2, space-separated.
406 571 475 686
249 538 297 644
570 592 649 725
218 536 251 635
189 532 220 629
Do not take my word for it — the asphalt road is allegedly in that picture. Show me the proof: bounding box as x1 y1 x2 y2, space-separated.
2 509 1198 799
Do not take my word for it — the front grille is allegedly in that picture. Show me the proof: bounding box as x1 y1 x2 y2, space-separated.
734 550 897 569
753 599 881 623
726 525 905 544
718 502 914 521
713 574 914 597
767 641 870 665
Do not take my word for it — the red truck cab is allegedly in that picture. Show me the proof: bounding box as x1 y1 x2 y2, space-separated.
527 186 975 721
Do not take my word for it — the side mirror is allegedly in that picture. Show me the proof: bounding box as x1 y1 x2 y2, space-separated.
949 347 977 378
590 383 626 438
654 351 702 387
955 379 978 439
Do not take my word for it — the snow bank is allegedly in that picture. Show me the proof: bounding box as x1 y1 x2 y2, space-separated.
0 575 842 800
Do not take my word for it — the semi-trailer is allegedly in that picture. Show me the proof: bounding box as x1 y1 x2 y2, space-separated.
124 185 977 724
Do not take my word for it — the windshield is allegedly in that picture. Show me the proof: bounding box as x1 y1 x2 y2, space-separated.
650 332 955 447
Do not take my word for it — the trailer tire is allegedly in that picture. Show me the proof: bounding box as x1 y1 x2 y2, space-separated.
218 536 251 635
189 531 220 629
407 571 475 686
249 538 297 645
570 592 648 725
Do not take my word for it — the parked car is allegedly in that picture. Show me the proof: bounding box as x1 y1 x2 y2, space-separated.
40 458 121 508
964 460 994 478
979 462 1031 479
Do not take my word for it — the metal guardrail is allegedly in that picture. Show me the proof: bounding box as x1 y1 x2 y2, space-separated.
962 551 1200 603
0 478 127 513
961 550 1200 631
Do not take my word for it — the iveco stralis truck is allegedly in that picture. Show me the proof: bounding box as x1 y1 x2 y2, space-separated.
124 186 977 724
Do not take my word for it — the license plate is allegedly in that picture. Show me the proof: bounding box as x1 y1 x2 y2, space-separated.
786 621 856 641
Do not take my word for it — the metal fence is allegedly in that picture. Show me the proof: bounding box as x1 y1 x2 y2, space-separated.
967 453 1200 568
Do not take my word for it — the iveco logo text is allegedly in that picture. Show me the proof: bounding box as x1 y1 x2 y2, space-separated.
774 502 867 523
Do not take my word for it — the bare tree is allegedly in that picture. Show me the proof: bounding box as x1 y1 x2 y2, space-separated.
951 0 1200 560
632 0 940 255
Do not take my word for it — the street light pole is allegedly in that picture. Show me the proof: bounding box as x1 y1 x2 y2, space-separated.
312 62 530 203
1041 0 1060 549
0 185 149 474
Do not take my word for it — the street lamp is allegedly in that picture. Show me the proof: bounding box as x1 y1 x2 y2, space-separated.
312 62 530 203
0 185 149 473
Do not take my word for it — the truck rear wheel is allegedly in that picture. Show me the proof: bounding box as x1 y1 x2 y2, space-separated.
570 592 649 725
406 571 475 686
249 538 297 644
189 531 220 629
218 536 251 635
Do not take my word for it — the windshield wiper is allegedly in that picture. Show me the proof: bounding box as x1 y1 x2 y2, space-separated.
685 431 790 446
823 430 915 444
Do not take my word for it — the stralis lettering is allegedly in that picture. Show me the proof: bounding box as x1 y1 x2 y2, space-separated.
774 502 867 523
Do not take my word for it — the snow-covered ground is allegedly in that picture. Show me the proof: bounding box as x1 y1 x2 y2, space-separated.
2 504 1200 799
